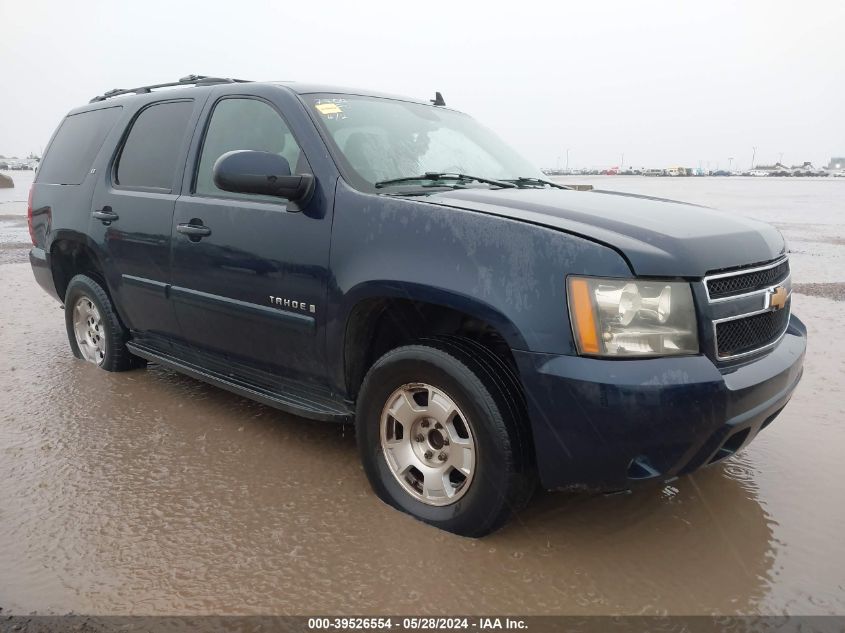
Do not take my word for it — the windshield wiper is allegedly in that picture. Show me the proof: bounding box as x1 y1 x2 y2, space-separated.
374 172 517 189
503 177 571 190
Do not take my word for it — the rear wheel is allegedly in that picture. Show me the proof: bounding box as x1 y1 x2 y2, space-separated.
356 339 535 537
64 274 143 372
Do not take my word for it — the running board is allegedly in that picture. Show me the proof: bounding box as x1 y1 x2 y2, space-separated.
127 342 353 423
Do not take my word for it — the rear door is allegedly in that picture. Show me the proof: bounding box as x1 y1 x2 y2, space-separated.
169 92 332 384
90 98 203 350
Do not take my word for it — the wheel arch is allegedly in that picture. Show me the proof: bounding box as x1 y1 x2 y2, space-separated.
48 231 110 301
333 281 528 401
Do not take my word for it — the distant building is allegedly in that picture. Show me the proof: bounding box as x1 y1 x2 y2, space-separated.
790 162 818 175
828 157 845 170
665 167 696 176
750 162 789 176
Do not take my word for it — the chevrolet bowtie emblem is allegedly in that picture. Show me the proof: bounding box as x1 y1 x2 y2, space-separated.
768 286 788 310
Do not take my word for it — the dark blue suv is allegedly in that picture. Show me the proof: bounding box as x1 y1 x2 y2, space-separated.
28 76 806 536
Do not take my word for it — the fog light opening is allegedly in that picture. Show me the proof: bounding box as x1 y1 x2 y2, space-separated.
710 428 751 464
760 407 784 431
627 455 661 480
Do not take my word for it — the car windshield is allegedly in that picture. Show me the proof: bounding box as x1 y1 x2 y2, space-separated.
306 94 544 192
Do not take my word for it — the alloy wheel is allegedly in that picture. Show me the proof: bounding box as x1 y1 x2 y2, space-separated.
72 296 106 365
379 382 476 506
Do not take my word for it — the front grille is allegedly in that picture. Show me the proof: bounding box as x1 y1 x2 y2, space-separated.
715 301 790 358
707 259 789 300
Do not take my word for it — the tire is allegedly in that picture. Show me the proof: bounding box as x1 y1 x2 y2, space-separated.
64 274 144 372
356 339 536 537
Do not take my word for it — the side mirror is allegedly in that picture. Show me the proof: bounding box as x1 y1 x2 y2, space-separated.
212 150 315 211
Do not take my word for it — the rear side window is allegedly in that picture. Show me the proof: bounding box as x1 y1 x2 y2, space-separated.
36 107 122 185
115 100 194 191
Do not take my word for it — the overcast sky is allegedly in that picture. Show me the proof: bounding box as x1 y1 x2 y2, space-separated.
1 0 843 169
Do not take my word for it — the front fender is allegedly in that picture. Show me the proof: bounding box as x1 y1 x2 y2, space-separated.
339 278 529 346
325 181 632 395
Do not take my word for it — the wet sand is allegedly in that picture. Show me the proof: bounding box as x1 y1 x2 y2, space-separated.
1 179 845 615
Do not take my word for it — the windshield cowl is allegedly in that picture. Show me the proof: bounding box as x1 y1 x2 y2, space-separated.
374 172 516 190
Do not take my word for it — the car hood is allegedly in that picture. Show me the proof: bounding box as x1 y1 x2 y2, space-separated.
424 188 786 277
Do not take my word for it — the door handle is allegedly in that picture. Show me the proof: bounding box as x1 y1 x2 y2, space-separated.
177 222 212 241
92 207 119 224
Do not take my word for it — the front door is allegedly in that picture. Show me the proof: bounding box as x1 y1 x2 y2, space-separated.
169 96 331 385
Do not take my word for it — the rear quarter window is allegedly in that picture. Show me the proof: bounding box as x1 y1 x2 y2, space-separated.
36 107 123 185
115 100 194 191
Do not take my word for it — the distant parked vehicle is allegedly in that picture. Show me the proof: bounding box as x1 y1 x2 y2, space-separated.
712 170 731 177
643 168 664 176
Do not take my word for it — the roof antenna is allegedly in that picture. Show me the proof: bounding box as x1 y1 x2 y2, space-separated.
431 91 446 106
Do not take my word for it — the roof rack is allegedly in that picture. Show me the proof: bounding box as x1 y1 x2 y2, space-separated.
89 74 252 103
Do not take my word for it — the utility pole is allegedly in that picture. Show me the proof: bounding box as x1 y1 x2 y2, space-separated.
621 152 625 169
751 147 757 170
566 148 570 172
778 152 784 165
728 157 734 172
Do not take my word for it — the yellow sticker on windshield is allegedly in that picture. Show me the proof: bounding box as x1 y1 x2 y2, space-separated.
315 103 343 115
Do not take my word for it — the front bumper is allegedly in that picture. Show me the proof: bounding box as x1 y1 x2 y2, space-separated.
514 314 807 491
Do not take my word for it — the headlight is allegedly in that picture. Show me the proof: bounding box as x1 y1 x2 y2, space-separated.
567 276 699 357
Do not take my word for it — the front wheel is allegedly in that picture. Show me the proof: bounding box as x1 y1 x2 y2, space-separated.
356 338 535 537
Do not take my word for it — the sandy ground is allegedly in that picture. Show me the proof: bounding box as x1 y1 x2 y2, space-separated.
1 178 844 616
